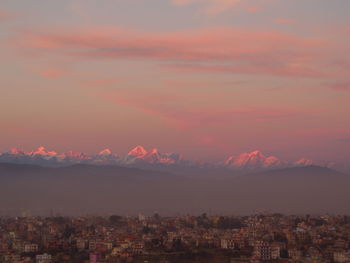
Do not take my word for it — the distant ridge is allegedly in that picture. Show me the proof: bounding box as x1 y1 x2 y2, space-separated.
0 162 170 178
0 162 349 215
249 165 345 177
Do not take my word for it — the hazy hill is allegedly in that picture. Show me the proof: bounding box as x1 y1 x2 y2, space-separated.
0 163 349 216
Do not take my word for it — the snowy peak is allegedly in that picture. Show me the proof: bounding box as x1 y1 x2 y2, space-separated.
251 150 264 157
264 156 282 168
128 145 147 158
241 150 266 165
295 158 314 166
143 148 161 163
225 150 282 170
8 148 26 155
92 149 119 164
148 148 159 155
99 148 113 156
294 158 335 169
30 146 57 158
61 151 90 161
144 148 179 164
126 146 182 165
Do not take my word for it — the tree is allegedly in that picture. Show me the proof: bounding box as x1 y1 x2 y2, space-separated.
109 215 125 227
153 213 160 220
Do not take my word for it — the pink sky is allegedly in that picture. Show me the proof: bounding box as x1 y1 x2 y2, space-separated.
0 0 349 163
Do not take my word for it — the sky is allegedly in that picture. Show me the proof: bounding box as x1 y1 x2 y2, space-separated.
0 0 349 163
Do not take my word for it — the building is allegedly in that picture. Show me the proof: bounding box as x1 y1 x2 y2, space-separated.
334 251 350 263
36 253 52 263
24 243 39 253
254 241 272 261
221 239 235 249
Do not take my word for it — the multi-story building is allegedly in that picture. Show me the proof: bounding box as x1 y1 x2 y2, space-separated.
334 251 350 263
254 241 272 261
23 243 39 253
36 253 52 263
221 239 235 249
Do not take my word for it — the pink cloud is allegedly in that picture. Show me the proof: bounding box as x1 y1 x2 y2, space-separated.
26 64 74 79
168 62 328 78
274 19 296 25
245 6 261 13
295 128 350 138
164 79 246 88
0 10 13 21
97 89 306 129
93 89 311 149
38 67 70 78
171 0 245 15
80 78 123 87
327 82 350 91
12 26 333 79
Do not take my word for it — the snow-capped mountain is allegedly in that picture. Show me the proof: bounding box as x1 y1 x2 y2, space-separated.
8 148 26 156
0 148 28 162
224 150 284 170
294 158 314 167
0 147 95 165
0 147 59 165
293 158 337 169
124 145 183 165
0 146 339 171
92 149 120 165
0 145 183 167
128 145 148 159
59 150 92 163
29 146 57 159
61 150 90 160
223 151 337 171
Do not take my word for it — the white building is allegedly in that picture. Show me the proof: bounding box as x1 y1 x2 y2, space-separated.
24 243 38 253
36 253 52 263
334 251 350 263
221 239 235 249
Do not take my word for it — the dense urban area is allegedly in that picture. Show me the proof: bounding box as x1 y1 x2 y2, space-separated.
1 213 350 263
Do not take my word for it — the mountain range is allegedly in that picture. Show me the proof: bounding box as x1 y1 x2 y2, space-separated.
0 145 335 172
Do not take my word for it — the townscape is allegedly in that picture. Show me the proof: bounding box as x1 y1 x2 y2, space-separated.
1 213 350 263
1 1 350 263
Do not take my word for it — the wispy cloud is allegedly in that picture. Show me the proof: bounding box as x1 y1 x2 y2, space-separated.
97 89 306 129
327 81 350 91
338 137 350 143
11 26 333 79
80 78 123 88
0 9 14 21
244 6 261 13
37 67 71 79
171 0 246 15
168 62 327 78
274 19 296 25
93 88 309 148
